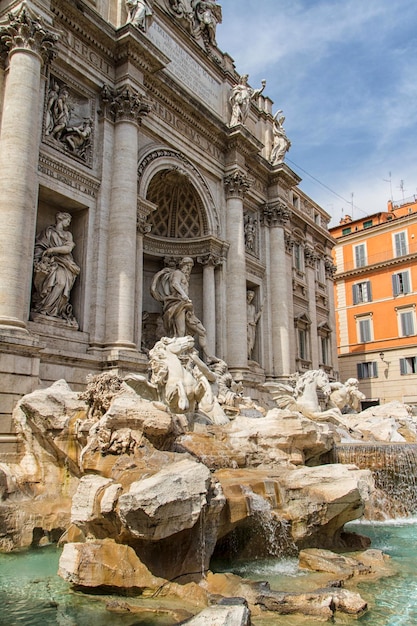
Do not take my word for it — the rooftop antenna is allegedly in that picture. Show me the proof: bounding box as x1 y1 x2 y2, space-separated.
350 192 354 220
383 172 393 201
399 180 406 202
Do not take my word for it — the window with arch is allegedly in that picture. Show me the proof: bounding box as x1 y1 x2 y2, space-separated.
146 170 208 238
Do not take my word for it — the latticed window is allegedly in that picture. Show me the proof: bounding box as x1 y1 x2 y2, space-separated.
147 170 208 238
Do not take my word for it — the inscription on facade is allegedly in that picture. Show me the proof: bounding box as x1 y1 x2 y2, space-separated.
147 23 220 113
60 30 112 78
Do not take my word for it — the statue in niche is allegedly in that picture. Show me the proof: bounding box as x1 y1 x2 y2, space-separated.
31 212 80 327
151 257 212 361
125 0 153 31
246 290 262 360
270 110 291 165
193 0 222 46
229 75 266 127
244 214 257 253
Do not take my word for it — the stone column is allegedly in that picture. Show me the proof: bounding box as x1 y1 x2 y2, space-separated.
262 203 291 377
0 8 57 333
224 171 251 373
305 244 319 367
102 85 150 350
135 205 153 350
197 253 221 356
325 255 338 373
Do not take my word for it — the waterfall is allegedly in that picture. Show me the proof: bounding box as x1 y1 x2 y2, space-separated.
329 443 417 519
242 486 297 557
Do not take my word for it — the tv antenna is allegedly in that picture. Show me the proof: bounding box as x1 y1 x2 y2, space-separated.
399 180 406 201
383 172 393 201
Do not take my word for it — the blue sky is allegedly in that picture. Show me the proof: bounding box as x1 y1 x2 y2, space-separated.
216 0 417 226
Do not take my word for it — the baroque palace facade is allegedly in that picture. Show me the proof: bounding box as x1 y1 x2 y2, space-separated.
0 0 337 454
330 196 417 406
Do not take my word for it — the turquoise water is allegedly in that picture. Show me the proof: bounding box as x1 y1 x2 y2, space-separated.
0 521 416 625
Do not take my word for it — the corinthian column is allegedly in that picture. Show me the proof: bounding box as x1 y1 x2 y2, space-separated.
197 253 222 356
224 171 251 372
0 8 57 332
102 85 150 349
262 202 291 377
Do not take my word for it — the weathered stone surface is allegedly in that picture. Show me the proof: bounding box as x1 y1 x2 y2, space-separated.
70 475 115 524
299 548 371 577
224 411 335 467
58 539 163 590
343 401 417 442
179 602 251 625
257 587 367 618
118 458 212 540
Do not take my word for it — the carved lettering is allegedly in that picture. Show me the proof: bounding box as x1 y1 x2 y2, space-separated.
60 29 111 77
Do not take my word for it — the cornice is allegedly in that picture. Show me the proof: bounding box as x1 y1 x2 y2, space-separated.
267 162 302 188
335 252 417 280
226 126 263 159
38 151 101 197
143 234 229 260
115 24 170 74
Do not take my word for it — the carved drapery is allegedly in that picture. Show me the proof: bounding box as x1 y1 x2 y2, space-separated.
224 170 252 199
261 202 291 228
0 7 58 65
100 84 151 125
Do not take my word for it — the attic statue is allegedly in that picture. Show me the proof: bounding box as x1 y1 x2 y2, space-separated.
270 110 291 165
125 0 153 31
229 75 266 127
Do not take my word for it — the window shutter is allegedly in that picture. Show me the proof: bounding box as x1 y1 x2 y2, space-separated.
352 284 359 305
372 362 378 377
367 281 372 301
392 274 399 296
403 272 410 294
400 358 407 375
401 311 414 336
357 363 363 379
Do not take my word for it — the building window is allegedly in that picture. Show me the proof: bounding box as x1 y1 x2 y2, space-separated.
357 361 378 379
397 307 415 337
363 220 373 229
400 356 417 375
354 243 367 268
392 270 411 296
321 336 330 365
292 193 300 209
352 281 372 304
318 322 332 367
295 313 311 363
342 227 351 235
316 258 325 283
293 243 303 271
356 315 373 343
394 231 408 257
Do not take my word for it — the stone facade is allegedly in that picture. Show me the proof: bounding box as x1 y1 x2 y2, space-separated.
0 0 336 455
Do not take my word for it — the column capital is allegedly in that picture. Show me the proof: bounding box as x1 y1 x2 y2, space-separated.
197 253 224 267
304 244 317 268
224 170 253 199
0 6 58 65
137 215 152 235
100 84 151 125
261 202 291 228
324 255 337 280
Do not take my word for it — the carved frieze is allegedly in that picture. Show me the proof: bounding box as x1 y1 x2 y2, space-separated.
44 75 94 166
260 202 290 228
224 170 252 198
100 84 151 124
0 7 58 65
38 153 100 198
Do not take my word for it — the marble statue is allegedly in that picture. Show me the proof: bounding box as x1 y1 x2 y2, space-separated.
63 118 92 158
193 0 222 46
148 335 206 414
125 0 153 31
244 214 257 252
246 290 262 360
229 75 266 127
270 110 291 165
31 212 80 326
150 257 211 360
328 378 366 414
265 369 345 425
48 86 71 140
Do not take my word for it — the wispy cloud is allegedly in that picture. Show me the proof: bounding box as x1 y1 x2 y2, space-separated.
217 0 417 225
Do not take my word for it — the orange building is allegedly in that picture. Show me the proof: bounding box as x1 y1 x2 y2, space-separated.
330 196 417 406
